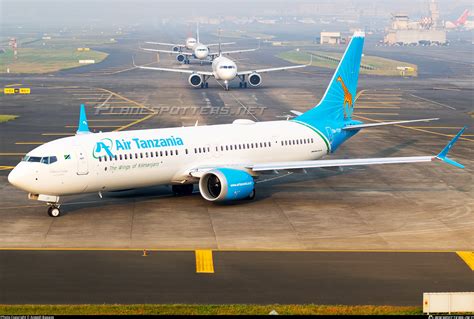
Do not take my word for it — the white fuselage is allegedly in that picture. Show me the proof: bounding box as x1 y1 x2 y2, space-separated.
8 120 328 197
211 56 238 81
185 37 197 50
192 43 210 60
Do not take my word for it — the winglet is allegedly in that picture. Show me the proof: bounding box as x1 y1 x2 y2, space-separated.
435 126 466 168
76 104 91 135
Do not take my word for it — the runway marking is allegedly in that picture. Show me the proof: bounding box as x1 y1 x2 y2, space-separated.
456 252 474 271
100 112 154 115
0 166 14 170
5 83 23 87
15 142 45 145
96 88 157 132
41 133 75 136
87 119 142 122
354 115 474 143
355 112 399 116
195 250 215 273
409 94 456 110
356 106 400 109
65 125 121 128
407 126 466 129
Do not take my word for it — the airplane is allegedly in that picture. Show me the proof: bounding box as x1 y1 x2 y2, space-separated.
445 9 473 30
134 44 308 90
8 32 466 218
144 25 238 64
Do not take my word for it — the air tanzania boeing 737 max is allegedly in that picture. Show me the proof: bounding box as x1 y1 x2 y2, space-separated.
8 32 466 217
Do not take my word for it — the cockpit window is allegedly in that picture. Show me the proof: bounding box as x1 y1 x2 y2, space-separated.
22 155 57 164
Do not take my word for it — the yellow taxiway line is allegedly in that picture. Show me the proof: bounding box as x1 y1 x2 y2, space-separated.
195 250 215 273
41 133 75 136
456 252 474 271
0 166 14 170
15 142 45 145
0 153 25 156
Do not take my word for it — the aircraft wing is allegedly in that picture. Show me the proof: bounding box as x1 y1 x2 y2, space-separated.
134 64 214 76
252 127 466 171
212 48 259 57
207 42 236 47
187 127 466 179
141 48 193 55
145 42 185 47
237 64 307 76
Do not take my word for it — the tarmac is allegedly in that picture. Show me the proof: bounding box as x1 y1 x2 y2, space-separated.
0 27 472 304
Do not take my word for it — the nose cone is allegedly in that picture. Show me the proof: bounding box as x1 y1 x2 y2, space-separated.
8 165 29 191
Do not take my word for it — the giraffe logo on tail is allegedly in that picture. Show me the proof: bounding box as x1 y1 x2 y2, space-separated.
337 76 353 119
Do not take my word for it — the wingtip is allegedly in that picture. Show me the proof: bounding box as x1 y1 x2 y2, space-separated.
435 126 466 168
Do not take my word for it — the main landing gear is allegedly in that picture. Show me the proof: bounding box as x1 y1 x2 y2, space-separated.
47 204 61 217
172 184 194 196
200 82 209 88
237 75 248 89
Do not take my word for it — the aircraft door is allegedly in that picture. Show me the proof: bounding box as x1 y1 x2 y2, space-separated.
74 145 89 175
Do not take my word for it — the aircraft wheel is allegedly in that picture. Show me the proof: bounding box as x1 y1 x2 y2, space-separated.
48 206 61 217
244 82 248 88
205 82 209 88
239 82 243 88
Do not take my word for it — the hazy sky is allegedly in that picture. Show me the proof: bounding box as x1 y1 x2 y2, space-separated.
0 0 471 29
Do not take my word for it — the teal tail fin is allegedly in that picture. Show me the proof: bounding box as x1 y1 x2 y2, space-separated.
293 32 365 152
76 104 91 135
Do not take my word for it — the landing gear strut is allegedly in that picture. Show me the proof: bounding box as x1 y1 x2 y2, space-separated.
47 204 61 217
237 75 247 89
172 184 194 196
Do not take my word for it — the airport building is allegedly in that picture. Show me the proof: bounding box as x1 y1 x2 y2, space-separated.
320 32 341 45
384 0 447 45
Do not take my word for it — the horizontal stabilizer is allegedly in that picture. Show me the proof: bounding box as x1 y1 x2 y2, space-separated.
343 118 439 130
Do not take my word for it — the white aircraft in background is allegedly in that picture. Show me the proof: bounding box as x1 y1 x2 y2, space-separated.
445 9 473 30
134 44 308 90
144 25 238 64
8 32 466 217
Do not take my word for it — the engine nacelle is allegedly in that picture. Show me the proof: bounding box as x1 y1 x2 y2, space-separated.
199 168 255 202
176 54 186 63
172 46 180 52
188 74 203 87
248 72 262 87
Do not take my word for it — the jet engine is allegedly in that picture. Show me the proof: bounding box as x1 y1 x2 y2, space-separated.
176 54 186 63
199 168 255 202
248 73 262 87
172 46 180 52
188 74 203 87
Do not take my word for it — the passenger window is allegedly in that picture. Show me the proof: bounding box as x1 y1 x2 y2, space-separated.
160 151 163 157
165 150 168 156
114 155 118 161
140 153 143 159
176 150 179 155
156 151 159 157
150 152 154 158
